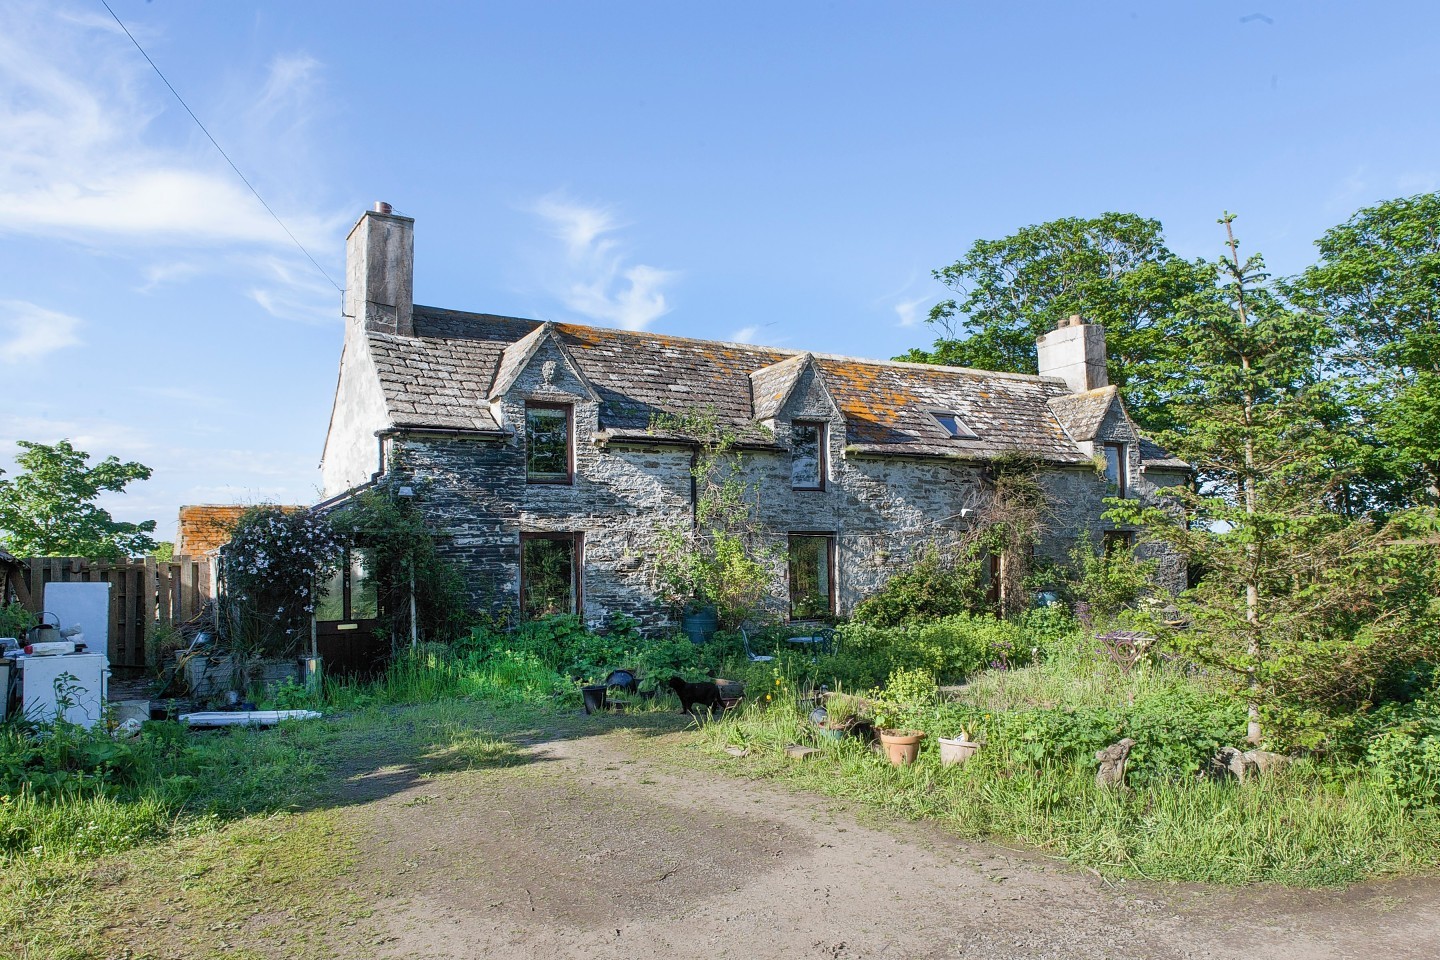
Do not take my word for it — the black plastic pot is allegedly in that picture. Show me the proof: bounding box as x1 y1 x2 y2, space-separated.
582 684 608 715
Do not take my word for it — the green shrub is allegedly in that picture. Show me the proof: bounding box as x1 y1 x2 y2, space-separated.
1124 687 1247 783
0 602 35 641
833 614 1027 687
1064 542 1158 626
851 543 986 626
1367 720 1440 807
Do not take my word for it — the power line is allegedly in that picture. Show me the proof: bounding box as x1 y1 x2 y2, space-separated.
98 0 343 293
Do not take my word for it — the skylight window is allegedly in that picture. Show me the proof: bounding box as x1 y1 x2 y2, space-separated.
928 411 978 440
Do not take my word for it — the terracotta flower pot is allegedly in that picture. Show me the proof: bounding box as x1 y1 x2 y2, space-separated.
938 737 981 767
878 729 924 766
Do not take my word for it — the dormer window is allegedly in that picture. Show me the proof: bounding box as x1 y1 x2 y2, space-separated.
526 403 573 483
928 411 978 440
790 421 826 490
1103 442 1129 497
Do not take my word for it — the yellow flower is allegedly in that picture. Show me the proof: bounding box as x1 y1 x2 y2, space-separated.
765 694 772 701
774 678 782 686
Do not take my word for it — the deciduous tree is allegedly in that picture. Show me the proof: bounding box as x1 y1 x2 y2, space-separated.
0 439 157 560
1286 191 1440 510
900 213 1211 431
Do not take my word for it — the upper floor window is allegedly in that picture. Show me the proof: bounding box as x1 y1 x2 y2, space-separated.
526 403 573 483
1103 442 1129 497
790 421 826 490
928 410 978 439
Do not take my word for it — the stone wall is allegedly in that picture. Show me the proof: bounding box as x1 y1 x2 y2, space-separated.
389 337 1188 628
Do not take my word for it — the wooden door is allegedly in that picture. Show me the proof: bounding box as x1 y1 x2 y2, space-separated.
314 548 387 679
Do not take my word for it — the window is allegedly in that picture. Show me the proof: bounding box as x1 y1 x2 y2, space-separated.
1103 442 1129 497
520 533 581 618
526 403 573 483
928 410 978 439
1103 530 1135 556
790 421 826 490
314 547 378 622
788 533 834 619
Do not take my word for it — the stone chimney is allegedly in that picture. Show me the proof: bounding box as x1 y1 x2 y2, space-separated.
1036 314 1108 393
344 201 414 337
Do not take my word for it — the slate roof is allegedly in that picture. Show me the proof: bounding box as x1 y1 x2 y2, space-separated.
1048 386 1121 443
366 306 1181 467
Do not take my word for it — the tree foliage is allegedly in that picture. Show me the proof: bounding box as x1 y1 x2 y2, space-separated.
900 213 1211 430
0 439 157 560
1112 215 1440 747
1286 191 1440 509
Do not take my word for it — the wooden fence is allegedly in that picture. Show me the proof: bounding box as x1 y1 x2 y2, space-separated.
13 556 213 667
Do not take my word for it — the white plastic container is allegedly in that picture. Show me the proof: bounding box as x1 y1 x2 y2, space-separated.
24 641 76 657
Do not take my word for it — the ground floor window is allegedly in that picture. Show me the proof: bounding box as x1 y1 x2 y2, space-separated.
1103 530 1136 555
521 533 581 618
788 533 835 619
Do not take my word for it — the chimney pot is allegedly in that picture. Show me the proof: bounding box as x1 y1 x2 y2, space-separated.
1067 314 1083 327
374 201 393 214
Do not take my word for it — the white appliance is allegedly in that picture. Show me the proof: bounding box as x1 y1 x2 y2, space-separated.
44 581 111 655
20 653 109 728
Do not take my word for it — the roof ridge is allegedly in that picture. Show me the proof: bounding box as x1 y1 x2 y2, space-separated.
410 304 1061 385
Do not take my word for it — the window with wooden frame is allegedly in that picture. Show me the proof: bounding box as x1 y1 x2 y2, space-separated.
1103 442 1129 498
790 421 826 490
525 403 573 484
788 533 835 619
1103 530 1135 556
520 532 581 618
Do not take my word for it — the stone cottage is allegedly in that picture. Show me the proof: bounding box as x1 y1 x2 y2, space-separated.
320 203 1187 629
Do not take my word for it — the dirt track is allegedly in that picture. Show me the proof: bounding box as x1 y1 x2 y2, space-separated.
339 725 1440 960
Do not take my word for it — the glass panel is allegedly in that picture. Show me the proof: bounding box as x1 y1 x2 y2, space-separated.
1104 444 1125 496
790 422 822 488
522 537 576 618
350 549 379 620
314 565 345 621
526 407 571 480
788 535 832 619
933 412 976 439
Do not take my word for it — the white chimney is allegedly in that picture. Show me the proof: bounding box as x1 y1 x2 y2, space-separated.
1036 314 1108 393
344 202 414 337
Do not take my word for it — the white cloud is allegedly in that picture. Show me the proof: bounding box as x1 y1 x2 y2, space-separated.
531 193 677 331
244 254 336 325
729 325 761 344
1396 172 1439 194
893 295 932 328
0 2 344 315
0 300 83 364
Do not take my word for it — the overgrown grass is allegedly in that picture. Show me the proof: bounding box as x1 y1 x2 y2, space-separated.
681 665 1440 887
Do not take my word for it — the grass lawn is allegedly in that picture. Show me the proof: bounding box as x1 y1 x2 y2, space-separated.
5 646 1439 957
0 700 557 960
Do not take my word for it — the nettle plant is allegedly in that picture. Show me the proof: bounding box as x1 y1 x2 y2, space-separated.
219 507 343 657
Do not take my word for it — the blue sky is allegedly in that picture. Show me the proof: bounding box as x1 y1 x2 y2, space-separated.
2 1 1437 542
